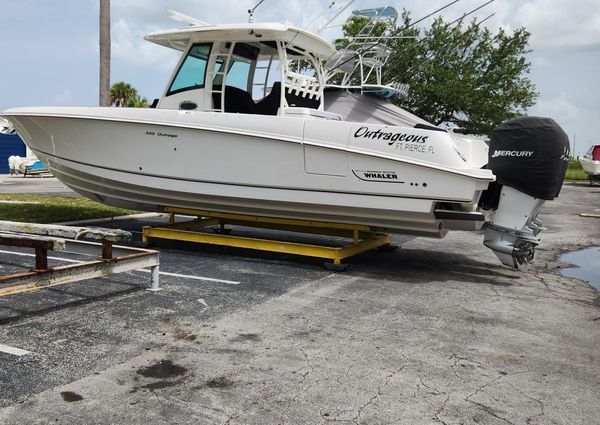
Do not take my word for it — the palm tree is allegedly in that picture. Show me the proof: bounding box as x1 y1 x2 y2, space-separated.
110 82 148 107
99 0 111 106
110 82 137 106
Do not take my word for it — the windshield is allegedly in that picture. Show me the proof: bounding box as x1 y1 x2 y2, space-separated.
168 43 212 95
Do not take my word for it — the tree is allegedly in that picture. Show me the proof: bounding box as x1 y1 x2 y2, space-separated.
110 82 148 108
333 15 389 50
337 11 538 135
99 0 111 106
329 14 401 87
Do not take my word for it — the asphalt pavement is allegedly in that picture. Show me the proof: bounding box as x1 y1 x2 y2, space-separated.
0 181 598 424
0 174 74 194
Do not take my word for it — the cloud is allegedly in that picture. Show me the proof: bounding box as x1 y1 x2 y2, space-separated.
111 0 333 32
112 18 179 71
107 0 338 72
376 0 600 52
511 0 600 50
54 89 74 105
111 0 250 26
530 93 578 122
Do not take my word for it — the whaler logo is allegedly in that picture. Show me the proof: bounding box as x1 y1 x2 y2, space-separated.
354 126 428 145
353 170 404 183
491 150 534 158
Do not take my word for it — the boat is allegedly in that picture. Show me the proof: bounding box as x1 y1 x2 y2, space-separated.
0 8 570 269
580 145 600 185
0 117 15 134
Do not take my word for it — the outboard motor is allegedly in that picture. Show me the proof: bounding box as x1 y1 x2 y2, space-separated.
480 117 569 269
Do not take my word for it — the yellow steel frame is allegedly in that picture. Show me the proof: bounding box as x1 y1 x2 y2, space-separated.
142 208 391 267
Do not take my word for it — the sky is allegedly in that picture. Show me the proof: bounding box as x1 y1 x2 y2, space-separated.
0 0 598 156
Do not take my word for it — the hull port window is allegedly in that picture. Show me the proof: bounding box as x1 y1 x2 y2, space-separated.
168 43 212 96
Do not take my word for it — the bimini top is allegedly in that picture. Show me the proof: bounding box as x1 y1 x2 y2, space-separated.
144 23 337 60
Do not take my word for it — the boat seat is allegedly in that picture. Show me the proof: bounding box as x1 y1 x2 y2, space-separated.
254 82 282 115
212 86 256 114
255 82 320 116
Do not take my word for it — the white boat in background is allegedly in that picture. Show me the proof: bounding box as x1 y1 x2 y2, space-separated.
0 117 15 134
1 8 570 268
580 145 600 185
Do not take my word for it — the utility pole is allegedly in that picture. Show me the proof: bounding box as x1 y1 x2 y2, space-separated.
99 0 111 106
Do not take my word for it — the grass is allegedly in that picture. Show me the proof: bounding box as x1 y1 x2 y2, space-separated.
565 168 589 181
0 194 140 223
565 159 589 181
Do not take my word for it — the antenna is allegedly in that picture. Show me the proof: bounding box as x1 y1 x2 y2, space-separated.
167 10 209 26
248 0 267 23
316 0 356 33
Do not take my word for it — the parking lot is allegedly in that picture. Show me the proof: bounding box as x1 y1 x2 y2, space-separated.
0 180 599 424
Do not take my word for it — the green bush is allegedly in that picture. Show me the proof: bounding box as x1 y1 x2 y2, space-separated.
565 168 588 181
567 158 583 170
564 159 588 180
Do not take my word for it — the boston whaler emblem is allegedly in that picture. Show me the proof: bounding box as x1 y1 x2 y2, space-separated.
353 170 404 183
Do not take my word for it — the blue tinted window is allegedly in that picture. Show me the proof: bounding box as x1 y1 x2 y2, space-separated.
168 44 211 95
226 61 251 91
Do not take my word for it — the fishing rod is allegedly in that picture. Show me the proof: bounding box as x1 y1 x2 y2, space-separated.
405 0 463 29
445 0 495 27
399 12 497 75
387 0 496 68
324 0 469 76
317 0 356 33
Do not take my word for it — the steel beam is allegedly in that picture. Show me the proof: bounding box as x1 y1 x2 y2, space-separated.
0 251 159 297
143 207 392 268
0 239 160 297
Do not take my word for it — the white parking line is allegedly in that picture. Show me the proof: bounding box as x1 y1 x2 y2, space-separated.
135 268 240 285
0 343 32 356
0 249 241 285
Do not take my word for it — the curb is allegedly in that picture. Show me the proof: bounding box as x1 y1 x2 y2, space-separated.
55 213 165 226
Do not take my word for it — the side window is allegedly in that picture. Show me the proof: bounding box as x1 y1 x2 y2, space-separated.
226 60 251 91
585 147 593 158
252 57 280 100
168 44 212 95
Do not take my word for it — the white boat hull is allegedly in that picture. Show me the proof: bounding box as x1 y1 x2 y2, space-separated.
581 158 600 176
4 107 494 237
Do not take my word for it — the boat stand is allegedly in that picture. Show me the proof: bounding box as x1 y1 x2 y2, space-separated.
0 233 160 298
142 208 394 270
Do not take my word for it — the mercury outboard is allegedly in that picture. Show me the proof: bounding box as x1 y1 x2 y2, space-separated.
480 117 570 269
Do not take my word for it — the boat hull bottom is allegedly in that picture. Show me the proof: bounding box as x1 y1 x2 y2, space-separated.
47 158 451 238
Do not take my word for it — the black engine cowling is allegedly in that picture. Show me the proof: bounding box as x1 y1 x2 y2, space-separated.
487 116 570 200
481 117 570 269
